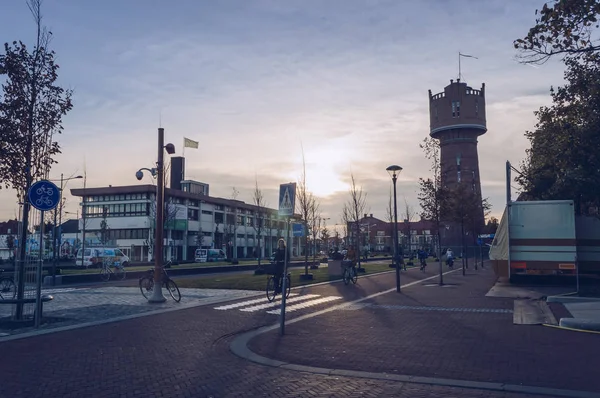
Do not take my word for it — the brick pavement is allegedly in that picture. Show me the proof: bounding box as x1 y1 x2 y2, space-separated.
0 266 562 398
249 266 600 395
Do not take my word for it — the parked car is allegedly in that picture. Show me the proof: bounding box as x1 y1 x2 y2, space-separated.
75 248 130 268
195 248 227 263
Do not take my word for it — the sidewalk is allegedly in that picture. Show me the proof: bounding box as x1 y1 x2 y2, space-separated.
246 266 600 396
0 286 261 339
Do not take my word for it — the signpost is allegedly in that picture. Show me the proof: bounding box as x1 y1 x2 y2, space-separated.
28 180 60 328
278 183 296 336
292 223 304 237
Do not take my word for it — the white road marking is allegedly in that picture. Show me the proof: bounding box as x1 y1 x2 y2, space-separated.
239 294 321 312
214 293 299 310
266 296 342 315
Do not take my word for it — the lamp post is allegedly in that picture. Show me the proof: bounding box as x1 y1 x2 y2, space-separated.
387 165 402 293
51 174 83 285
136 127 175 303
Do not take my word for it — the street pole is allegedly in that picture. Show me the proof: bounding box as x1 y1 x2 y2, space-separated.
279 218 290 336
53 205 58 285
149 127 167 303
35 210 45 328
392 175 401 292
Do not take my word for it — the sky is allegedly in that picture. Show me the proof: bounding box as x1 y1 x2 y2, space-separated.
0 0 567 226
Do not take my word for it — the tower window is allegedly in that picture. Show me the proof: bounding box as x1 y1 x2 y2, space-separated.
452 101 461 117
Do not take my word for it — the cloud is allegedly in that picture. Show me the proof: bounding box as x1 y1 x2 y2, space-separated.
0 0 567 225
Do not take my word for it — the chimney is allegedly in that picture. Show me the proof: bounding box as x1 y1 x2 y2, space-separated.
370 213 373 218
363 214 367 219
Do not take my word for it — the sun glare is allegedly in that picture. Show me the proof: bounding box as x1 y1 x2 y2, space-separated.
287 146 351 198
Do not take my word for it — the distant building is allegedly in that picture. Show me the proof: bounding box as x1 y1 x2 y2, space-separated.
346 214 437 255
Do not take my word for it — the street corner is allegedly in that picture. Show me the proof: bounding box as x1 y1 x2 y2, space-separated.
0 286 264 341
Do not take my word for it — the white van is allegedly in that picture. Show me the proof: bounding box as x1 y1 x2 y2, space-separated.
76 247 130 268
195 248 226 263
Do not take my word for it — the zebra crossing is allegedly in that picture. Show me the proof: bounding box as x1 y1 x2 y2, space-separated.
214 293 342 315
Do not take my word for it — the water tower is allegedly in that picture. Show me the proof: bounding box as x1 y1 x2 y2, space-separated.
428 79 487 248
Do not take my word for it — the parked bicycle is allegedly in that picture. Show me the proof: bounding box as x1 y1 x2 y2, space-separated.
139 261 181 302
99 257 126 282
342 260 358 285
266 272 291 302
0 269 16 300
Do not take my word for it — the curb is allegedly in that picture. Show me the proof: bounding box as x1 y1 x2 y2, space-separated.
547 295 600 304
559 318 600 333
230 269 598 398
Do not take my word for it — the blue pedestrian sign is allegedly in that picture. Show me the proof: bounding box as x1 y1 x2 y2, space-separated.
292 223 304 237
29 180 60 211
278 183 296 217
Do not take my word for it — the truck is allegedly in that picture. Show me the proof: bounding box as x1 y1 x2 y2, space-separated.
490 199 600 279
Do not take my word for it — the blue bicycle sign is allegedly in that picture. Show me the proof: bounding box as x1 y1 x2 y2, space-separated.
28 180 60 211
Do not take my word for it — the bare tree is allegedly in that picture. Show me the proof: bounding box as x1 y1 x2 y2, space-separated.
341 205 351 246
345 174 368 269
252 177 268 267
146 196 178 262
296 149 316 276
385 185 395 255
0 0 74 318
320 219 330 254
417 137 449 285
226 187 239 260
309 198 321 267
402 197 417 260
97 206 110 246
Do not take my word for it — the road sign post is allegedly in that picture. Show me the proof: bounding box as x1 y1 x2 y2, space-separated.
28 180 60 328
278 183 296 336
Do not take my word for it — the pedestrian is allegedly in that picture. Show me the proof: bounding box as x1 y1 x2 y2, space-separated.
273 238 288 293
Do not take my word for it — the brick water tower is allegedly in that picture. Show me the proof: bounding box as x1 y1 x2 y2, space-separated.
428 79 487 249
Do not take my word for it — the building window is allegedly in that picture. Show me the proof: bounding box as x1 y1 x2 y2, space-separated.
188 209 199 221
189 199 198 207
452 101 460 118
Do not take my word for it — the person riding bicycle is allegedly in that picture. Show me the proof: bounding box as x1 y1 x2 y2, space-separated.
418 248 427 269
273 238 289 294
346 247 357 266
446 248 454 267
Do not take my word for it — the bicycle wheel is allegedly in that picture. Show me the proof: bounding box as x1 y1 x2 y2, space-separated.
139 276 154 299
343 268 350 285
0 277 16 299
114 265 126 280
285 274 291 298
266 276 276 302
166 279 181 302
99 267 110 282
351 267 358 284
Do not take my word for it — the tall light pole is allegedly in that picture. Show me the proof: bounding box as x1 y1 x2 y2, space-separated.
50 174 83 285
387 165 402 293
137 127 175 303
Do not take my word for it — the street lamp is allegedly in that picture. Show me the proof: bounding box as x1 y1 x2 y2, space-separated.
50 174 83 285
387 165 402 293
136 128 175 303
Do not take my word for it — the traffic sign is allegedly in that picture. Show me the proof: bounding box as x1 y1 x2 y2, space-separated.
28 180 60 211
278 183 296 217
292 223 304 237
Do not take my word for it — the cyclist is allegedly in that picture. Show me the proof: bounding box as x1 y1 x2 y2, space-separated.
418 248 427 271
446 248 455 268
272 238 288 294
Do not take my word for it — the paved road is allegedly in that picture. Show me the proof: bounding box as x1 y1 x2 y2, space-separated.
1 264 595 397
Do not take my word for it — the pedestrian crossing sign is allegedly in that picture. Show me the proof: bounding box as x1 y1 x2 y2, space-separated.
278 183 296 217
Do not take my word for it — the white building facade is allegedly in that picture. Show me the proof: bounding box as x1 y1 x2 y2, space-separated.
70 184 286 263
